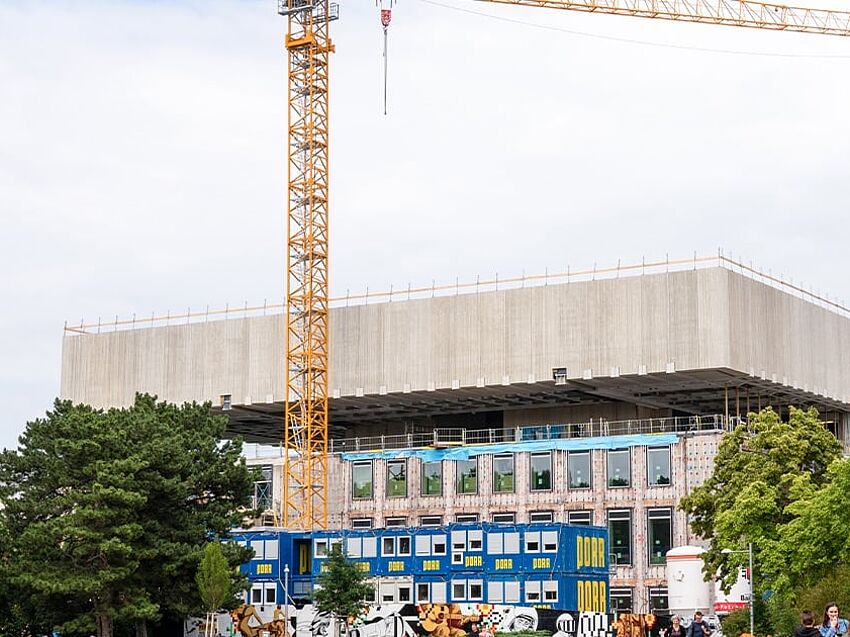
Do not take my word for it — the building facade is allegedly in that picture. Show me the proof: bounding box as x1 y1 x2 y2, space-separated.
244 417 726 613
60 263 850 613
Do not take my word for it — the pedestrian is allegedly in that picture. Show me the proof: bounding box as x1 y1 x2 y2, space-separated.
686 611 712 637
820 603 850 637
796 610 821 637
667 615 686 637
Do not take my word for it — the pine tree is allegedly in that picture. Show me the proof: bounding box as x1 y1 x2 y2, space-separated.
0 395 254 637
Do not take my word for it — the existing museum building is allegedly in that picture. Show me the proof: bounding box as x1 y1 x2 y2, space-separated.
60 261 850 613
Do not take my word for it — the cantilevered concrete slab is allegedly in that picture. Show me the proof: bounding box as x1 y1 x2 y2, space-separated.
60 266 850 442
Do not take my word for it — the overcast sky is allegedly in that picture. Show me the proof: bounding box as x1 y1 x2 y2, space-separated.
2 0 849 450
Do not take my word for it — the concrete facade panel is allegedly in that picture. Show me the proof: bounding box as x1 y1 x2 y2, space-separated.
60 268 850 410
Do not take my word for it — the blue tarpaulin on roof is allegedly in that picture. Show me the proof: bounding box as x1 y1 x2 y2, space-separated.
339 432 679 462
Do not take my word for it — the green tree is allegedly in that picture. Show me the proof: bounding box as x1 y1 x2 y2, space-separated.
197 542 236 637
0 395 254 637
314 543 374 632
680 407 840 592
763 460 850 595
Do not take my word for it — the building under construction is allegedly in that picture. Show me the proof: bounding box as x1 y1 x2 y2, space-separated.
60 257 850 613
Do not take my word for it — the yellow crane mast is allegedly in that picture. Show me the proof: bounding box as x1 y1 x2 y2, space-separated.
278 0 850 531
279 0 337 531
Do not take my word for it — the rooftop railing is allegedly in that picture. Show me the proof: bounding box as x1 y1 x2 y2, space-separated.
64 252 849 335
327 413 736 454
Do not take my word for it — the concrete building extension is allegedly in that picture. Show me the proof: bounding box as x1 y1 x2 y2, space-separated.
60 262 850 613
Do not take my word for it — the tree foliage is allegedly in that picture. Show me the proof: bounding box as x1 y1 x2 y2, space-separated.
314 543 374 623
196 542 236 613
0 395 254 637
680 407 840 591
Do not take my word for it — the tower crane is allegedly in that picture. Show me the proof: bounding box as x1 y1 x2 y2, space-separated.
277 0 850 531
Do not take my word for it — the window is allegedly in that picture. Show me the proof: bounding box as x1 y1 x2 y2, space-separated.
451 580 482 601
254 465 274 510
398 536 411 556
468 529 483 551
456 459 478 494
421 461 443 496
347 537 362 558
456 513 479 523
525 532 540 553
351 517 374 529
568 510 592 526
432 535 447 555
530 510 554 523
362 537 378 557
251 540 265 560
382 537 395 556
608 509 632 565
417 583 430 603
452 581 466 600
415 535 431 556
251 586 262 604
431 582 447 603
385 516 407 527
526 581 541 603
315 539 329 558
248 539 278 561
530 452 552 491
542 531 558 553
610 587 633 612
486 531 519 554
607 450 631 487
647 508 672 565
387 460 407 497
265 584 276 604
647 447 672 486
493 454 515 493
649 587 669 613
568 451 591 489
489 581 521 604
543 581 558 602
420 515 443 527
452 530 467 552
380 581 411 604
352 461 373 499
492 512 516 524
488 581 503 603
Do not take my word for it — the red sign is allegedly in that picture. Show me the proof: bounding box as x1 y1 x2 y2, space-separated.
715 602 748 613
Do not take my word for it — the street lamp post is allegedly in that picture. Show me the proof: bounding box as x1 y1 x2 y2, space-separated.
284 564 290 636
747 543 754 636
721 544 755 636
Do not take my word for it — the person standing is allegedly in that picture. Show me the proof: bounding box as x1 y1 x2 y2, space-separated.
820 603 850 637
667 615 686 637
796 610 822 637
686 612 712 637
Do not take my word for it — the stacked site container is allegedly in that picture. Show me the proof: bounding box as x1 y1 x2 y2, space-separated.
234 522 608 613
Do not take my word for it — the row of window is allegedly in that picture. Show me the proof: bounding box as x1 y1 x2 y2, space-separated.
611 586 670 613
363 578 561 605
249 579 563 607
351 507 673 567
352 447 672 499
339 529 560 559
352 510 589 528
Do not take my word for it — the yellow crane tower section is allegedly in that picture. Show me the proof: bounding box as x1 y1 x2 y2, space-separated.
278 0 850 531
279 0 337 531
